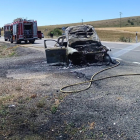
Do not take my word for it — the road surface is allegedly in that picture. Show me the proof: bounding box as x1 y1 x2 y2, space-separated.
1 36 140 64
1 37 140 140
102 41 140 64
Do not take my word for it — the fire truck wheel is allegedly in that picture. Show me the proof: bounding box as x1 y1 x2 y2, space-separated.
29 40 35 44
16 40 21 44
103 53 111 65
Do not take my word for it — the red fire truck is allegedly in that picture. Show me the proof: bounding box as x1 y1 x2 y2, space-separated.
4 18 38 44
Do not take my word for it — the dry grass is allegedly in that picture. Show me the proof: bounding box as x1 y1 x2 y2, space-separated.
120 27 140 32
0 78 50 139
1 31 3 36
38 19 140 42
38 26 139 42
0 67 68 139
96 27 140 32
95 28 139 42
0 43 17 58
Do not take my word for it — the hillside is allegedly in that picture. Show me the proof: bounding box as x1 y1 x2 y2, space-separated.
37 16 140 42
38 16 140 32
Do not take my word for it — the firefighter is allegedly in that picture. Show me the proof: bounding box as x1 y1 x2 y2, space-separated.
10 28 13 35
50 31 54 38
10 28 13 42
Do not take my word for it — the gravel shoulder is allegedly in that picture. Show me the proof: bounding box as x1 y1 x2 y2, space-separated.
0 42 140 139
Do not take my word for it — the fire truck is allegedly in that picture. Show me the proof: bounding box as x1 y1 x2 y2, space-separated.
4 18 38 44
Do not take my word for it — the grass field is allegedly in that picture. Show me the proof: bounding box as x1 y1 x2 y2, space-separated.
38 26 140 42
0 43 17 58
37 16 140 42
95 27 140 42
96 27 140 32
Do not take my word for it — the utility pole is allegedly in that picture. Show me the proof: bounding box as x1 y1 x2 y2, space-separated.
82 19 83 25
120 12 122 28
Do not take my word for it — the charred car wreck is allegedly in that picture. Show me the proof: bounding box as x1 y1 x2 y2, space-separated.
44 25 112 65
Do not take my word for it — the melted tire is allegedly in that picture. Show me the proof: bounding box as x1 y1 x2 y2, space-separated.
103 54 111 65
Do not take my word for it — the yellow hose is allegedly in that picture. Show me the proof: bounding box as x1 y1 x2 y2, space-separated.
60 60 140 93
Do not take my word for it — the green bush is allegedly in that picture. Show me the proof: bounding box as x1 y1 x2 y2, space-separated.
131 22 134 25
53 28 62 36
47 28 62 36
128 20 131 23
119 36 131 42
51 105 58 114
127 20 134 26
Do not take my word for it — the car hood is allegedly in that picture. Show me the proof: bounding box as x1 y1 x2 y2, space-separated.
65 25 100 47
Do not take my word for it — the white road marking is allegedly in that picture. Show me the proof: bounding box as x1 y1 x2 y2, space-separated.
133 62 140 65
112 42 140 58
111 57 122 60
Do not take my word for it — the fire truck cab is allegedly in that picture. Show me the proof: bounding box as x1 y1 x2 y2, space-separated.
4 23 12 41
4 18 38 44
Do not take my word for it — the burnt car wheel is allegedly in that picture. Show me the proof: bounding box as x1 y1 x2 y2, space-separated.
103 54 111 65
16 40 21 44
29 40 35 44
68 52 83 65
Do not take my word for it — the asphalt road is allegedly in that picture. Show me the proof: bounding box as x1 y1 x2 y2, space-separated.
1 36 140 64
102 41 140 64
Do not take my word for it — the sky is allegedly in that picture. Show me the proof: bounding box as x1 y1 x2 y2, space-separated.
0 0 140 27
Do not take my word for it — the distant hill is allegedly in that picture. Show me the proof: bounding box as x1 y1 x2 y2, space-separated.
37 16 140 42
38 16 140 30
85 16 140 28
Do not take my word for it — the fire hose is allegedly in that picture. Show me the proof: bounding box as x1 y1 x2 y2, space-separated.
60 60 140 93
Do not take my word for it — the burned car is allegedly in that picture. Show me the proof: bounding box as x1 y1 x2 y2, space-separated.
44 25 111 65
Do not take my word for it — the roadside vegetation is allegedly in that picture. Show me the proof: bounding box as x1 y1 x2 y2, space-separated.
0 43 17 58
38 25 140 42
96 28 138 42
1 31 3 36
0 75 67 139
47 28 62 37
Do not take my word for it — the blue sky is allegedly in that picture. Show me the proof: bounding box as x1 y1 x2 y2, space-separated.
0 0 140 27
